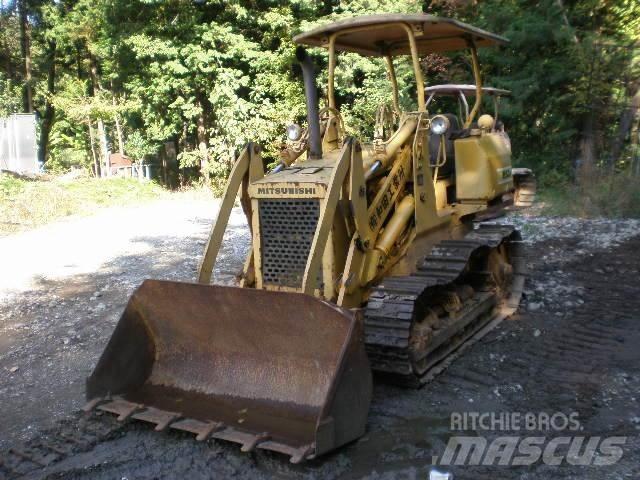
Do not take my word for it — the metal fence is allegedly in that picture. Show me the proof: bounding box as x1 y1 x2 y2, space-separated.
0 113 38 175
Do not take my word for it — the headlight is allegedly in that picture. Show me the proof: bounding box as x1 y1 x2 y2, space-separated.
431 115 450 135
429 468 453 480
286 123 302 141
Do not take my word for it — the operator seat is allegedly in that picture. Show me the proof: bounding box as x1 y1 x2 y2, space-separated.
429 113 460 179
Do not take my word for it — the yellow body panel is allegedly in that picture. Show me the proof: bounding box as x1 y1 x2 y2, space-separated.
434 178 452 210
454 132 513 202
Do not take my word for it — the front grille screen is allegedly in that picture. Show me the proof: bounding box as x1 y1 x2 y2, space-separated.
259 199 320 288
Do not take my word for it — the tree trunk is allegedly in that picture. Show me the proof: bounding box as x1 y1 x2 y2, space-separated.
88 53 110 176
554 0 596 184
630 114 640 176
611 84 640 165
39 40 57 164
196 101 209 180
18 0 33 113
88 122 100 177
88 53 102 93
554 0 579 46
75 43 83 80
180 122 188 186
578 111 596 184
113 106 125 155
111 83 125 156
97 119 109 176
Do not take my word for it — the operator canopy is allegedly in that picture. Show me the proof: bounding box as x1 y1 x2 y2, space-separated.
294 14 508 56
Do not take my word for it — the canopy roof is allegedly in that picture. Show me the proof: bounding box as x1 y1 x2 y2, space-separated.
294 14 508 57
426 84 511 97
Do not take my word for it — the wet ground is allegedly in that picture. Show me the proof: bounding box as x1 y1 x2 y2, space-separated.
1 199 639 479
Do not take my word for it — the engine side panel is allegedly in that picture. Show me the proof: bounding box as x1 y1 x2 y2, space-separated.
454 132 513 202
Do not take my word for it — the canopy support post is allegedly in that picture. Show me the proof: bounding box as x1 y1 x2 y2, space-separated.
465 40 483 128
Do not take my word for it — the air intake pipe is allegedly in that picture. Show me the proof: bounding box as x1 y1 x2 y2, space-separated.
296 47 322 159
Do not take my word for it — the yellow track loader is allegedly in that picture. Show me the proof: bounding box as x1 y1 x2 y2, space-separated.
85 14 534 463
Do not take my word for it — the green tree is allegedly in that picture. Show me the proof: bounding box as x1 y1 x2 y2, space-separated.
0 73 22 116
1 0 637 187
125 130 155 164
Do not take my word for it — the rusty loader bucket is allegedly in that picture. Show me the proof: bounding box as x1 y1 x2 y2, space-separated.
84 280 372 462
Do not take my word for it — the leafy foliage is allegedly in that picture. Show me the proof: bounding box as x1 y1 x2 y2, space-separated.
124 131 154 163
0 73 22 116
1 0 638 190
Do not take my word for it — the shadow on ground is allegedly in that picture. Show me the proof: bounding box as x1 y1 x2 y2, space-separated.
2 231 640 479
0 219 250 448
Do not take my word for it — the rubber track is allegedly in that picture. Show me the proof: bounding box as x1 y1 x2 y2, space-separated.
364 223 525 387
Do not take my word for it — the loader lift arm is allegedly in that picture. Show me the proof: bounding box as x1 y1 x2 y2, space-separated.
197 142 263 284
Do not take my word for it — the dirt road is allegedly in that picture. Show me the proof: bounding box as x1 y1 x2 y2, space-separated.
0 195 249 449
1 198 639 479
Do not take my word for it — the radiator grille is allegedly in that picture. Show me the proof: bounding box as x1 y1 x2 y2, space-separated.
259 199 320 288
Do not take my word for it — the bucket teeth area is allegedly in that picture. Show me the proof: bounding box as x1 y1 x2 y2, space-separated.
84 282 372 462
83 396 315 463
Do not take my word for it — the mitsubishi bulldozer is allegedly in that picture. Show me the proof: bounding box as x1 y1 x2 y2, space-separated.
84 14 535 463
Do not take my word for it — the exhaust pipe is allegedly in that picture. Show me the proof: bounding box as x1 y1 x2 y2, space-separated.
296 47 322 159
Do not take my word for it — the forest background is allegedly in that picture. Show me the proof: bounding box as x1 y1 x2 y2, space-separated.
1 0 639 215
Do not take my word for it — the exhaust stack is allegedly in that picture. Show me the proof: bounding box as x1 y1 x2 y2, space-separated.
296 47 322 159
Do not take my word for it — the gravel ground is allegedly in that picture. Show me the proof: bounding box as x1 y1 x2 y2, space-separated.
0 194 250 447
1 197 639 479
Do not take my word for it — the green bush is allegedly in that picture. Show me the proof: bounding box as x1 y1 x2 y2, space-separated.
0 173 166 235
45 149 92 174
540 172 640 218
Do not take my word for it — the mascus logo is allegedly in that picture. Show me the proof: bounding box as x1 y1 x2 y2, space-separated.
257 187 317 195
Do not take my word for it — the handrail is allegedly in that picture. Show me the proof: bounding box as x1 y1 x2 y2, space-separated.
464 41 483 128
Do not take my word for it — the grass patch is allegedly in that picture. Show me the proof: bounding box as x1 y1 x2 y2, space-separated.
539 172 640 218
0 173 167 235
